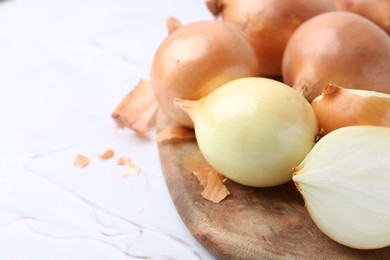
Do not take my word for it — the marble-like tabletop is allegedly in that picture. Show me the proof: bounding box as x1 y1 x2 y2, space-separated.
0 0 216 259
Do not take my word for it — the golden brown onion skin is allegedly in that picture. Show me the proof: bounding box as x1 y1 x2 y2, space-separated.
311 84 390 134
282 11 390 102
333 0 390 35
206 0 334 77
151 21 260 128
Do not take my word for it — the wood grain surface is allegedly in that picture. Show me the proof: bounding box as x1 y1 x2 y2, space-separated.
156 109 390 259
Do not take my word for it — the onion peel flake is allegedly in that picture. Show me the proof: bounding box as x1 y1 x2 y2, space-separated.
202 170 230 204
74 154 90 168
112 80 158 136
99 149 114 160
116 156 141 177
156 122 195 143
183 154 230 203
121 164 141 177
116 156 132 166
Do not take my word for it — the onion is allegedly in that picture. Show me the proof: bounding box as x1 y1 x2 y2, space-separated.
151 20 260 128
333 0 390 35
311 83 390 134
293 126 390 249
282 11 390 102
175 77 318 187
206 0 334 77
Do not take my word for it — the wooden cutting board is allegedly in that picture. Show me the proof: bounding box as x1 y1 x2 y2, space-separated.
156 109 390 259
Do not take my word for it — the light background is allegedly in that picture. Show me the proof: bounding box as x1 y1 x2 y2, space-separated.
0 0 216 259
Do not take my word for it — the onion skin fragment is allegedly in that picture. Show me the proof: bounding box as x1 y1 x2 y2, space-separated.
151 20 260 128
112 80 158 136
333 0 390 35
206 0 334 77
292 126 390 249
311 83 390 134
282 11 390 102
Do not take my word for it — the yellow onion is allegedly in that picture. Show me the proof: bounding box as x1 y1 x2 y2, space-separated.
333 0 390 34
293 126 390 249
311 83 390 134
206 0 334 77
175 77 318 187
151 20 260 128
282 11 390 102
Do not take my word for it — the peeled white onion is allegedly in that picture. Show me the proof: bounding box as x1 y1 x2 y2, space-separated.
293 126 390 249
175 77 318 187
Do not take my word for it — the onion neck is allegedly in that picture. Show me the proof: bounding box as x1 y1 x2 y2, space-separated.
205 0 223 17
322 83 341 97
174 98 200 123
166 16 182 34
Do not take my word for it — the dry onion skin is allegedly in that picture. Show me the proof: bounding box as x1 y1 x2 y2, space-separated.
99 149 114 160
175 77 318 187
333 0 390 35
206 0 334 77
311 83 390 134
112 80 158 136
292 126 390 249
74 154 90 168
151 20 260 128
282 11 390 102
183 154 230 203
156 122 195 143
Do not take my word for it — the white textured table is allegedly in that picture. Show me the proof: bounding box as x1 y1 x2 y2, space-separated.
0 0 215 259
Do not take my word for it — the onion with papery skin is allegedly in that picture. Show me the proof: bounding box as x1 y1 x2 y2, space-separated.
293 126 390 249
206 0 334 77
282 11 390 102
333 0 390 35
151 20 260 128
175 77 318 187
311 83 390 134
